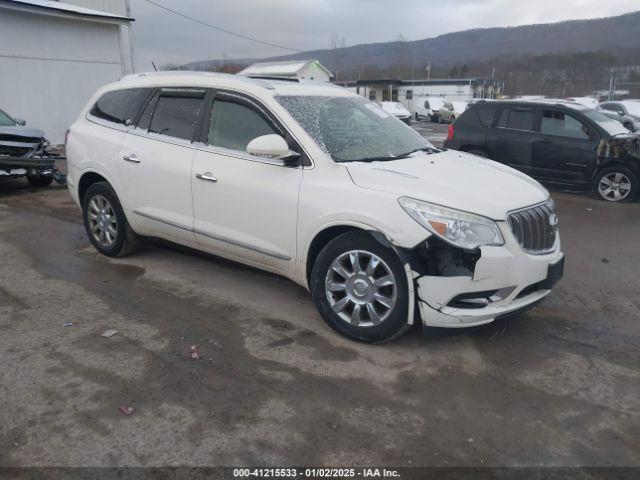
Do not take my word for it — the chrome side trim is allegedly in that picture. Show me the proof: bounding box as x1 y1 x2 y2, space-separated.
132 209 291 261
132 209 193 232
194 228 292 261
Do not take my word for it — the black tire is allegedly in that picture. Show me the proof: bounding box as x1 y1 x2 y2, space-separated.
27 175 53 187
594 166 638 203
310 231 410 343
82 181 142 257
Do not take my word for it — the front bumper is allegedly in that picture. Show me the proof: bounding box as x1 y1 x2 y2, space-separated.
416 224 564 328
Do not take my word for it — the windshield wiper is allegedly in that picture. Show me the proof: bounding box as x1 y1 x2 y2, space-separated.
340 146 437 163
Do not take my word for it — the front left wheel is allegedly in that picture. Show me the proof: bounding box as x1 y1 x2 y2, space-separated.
310 232 410 343
27 175 53 187
594 167 638 202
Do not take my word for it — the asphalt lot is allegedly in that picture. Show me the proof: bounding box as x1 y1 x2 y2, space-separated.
0 127 639 468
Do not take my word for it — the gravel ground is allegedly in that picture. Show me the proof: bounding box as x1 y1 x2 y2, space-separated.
0 125 638 468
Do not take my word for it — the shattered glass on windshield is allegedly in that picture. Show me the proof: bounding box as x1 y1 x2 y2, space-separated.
276 95 435 162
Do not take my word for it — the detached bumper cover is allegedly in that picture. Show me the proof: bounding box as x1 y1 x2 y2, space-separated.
416 225 564 328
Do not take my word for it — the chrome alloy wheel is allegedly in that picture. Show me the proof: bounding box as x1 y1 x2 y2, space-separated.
325 250 397 327
87 194 118 247
598 172 632 201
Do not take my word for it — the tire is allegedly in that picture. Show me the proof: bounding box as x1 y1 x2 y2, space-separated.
82 181 142 257
27 175 53 187
310 231 410 343
594 166 638 202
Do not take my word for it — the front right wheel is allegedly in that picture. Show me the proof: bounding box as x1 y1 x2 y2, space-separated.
310 232 410 343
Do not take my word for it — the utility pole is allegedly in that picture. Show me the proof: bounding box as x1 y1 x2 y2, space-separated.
125 0 136 72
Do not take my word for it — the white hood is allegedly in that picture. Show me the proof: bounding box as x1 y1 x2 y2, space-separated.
346 150 549 220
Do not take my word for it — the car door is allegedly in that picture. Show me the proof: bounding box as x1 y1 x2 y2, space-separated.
191 91 303 274
530 108 599 186
118 87 207 243
485 106 536 174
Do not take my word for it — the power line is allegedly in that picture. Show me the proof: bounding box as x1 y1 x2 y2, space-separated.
140 0 304 53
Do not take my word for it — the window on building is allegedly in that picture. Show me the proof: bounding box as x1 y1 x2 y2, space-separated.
392 90 398 102
208 100 278 152
405 90 413 100
541 110 590 139
147 90 206 141
90 88 150 125
369 90 377 101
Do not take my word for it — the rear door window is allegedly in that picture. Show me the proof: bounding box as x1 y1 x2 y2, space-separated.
496 107 535 131
90 88 151 125
541 110 590 139
147 89 206 141
208 99 279 152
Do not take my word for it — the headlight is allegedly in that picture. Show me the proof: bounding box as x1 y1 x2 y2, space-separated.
398 197 504 250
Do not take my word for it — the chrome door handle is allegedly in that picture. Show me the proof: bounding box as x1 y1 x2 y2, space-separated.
123 154 140 163
195 172 218 183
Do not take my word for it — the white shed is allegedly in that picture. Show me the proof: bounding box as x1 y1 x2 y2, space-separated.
0 0 134 143
238 60 334 82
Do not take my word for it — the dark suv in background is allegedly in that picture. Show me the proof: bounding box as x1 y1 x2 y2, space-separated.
444 100 640 202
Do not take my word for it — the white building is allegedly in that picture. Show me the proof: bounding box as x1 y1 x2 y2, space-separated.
0 0 134 143
238 60 334 83
342 78 505 114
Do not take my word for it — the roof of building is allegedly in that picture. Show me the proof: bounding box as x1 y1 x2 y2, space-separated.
0 0 133 22
238 60 334 79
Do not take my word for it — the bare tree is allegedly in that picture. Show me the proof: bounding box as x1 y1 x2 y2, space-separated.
330 34 347 81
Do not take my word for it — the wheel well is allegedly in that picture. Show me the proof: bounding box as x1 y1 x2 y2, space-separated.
78 172 107 204
305 226 367 286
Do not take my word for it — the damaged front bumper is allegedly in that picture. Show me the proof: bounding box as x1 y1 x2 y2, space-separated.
412 224 564 328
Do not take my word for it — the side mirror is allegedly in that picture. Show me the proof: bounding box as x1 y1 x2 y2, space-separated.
15 118 26 126
246 134 300 164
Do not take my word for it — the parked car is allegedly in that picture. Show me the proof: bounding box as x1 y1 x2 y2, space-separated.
599 100 640 132
0 107 57 187
444 100 640 202
415 97 446 122
565 97 599 108
438 101 456 123
380 101 411 124
598 109 638 132
67 72 564 343
438 101 468 124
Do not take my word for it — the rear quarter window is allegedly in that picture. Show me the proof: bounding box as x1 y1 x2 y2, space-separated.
476 106 498 127
90 88 151 125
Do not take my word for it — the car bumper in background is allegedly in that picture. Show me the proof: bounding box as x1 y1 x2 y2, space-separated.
416 226 564 328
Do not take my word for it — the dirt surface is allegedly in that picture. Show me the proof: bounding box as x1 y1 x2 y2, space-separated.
1 165 639 467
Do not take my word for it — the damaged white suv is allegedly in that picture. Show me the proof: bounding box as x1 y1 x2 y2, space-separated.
66 72 564 343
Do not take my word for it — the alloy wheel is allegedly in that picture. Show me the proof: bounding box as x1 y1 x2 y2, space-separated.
87 194 118 247
325 250 397 327
598 172 632 201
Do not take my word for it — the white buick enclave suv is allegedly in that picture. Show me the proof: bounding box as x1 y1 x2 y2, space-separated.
66 72 564 343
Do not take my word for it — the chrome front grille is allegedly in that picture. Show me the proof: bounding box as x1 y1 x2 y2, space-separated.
507 200 558 254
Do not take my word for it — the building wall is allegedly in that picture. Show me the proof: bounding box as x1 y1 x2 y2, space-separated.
350 82 503 113
0 8 128 143
299 63 332 82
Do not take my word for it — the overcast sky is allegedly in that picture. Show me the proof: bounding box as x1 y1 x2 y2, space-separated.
130 0 640 70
